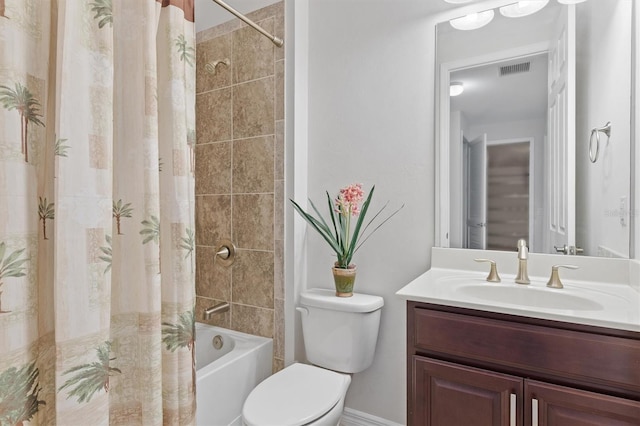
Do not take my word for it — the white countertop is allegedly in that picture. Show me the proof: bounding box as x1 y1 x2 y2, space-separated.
396 249 640 332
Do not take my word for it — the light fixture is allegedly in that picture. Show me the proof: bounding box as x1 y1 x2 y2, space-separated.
450 82 464 96
443 0 474 3
449 10 494 31
500 1 549 18
557 0 587 4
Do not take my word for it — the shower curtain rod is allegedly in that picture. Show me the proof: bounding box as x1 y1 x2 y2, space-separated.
211 0 284 47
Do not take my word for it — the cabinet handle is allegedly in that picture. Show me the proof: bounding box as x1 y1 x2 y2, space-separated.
510 393 517 426
532 398 539 426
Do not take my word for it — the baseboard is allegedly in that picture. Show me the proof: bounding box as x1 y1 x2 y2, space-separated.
340 408 404 426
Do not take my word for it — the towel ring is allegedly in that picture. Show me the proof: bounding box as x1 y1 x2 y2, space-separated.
589 121 611 163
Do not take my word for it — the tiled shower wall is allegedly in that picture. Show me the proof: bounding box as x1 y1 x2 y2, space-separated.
195 2 285 372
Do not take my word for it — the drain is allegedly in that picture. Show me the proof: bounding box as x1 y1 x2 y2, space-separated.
212 335 223 350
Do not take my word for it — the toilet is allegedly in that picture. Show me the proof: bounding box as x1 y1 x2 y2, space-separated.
242 288 384 426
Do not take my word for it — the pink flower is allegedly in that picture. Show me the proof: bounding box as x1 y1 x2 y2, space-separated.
335 183 364 217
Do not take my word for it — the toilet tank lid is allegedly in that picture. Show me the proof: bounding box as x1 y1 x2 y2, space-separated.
300 288 384 313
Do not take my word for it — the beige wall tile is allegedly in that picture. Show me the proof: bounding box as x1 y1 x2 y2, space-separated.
196 245 232 301
274 239 284 300
231 304 273 338
273 358 284 373
275 60 284 121
195 142 231 195
196 33 232 94
274 179 284 240
195 195 231 246
232 249 274 309
232 136 274 194
274 298 284 359
196 88 232 144
274 12 285 62
196 296 230 328
275 120 284 180
232 194 274 250
233 18 274 84
233 78 274 139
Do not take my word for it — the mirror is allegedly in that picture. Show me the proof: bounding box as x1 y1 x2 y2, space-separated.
436 0 634 258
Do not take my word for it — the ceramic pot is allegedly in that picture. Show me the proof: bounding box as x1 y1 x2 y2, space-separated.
332 264 357 297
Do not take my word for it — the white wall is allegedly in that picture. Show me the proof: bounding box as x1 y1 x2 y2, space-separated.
575 0 632 258
303 1 438 423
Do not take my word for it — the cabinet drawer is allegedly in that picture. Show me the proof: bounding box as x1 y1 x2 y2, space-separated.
413 308 640 397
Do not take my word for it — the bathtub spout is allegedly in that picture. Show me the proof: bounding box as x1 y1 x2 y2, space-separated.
203 302 230 320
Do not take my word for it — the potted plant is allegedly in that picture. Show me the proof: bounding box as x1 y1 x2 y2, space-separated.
290 183 403 297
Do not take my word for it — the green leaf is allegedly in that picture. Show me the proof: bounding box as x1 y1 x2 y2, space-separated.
290 199 341 254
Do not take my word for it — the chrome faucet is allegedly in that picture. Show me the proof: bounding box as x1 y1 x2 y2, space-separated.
203 302 230 320
515 239 530 285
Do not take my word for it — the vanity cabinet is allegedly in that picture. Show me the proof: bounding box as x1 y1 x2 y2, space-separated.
407 301 640 425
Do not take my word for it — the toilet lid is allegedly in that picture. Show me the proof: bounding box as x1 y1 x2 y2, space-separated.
243 363 349 426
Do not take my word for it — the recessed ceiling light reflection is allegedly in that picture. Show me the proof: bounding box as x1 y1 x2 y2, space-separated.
500 1 549 18
449 10 495 31
450 82 464 97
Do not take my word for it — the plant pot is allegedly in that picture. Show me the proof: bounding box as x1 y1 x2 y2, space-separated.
332 264 357 297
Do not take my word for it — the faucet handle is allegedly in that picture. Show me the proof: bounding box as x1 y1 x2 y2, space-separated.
546 264 579 289
474 259 501 283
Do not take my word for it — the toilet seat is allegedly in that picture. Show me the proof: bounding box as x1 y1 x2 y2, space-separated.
242 363 350 426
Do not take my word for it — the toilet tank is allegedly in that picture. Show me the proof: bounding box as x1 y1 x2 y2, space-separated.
298 288 384 374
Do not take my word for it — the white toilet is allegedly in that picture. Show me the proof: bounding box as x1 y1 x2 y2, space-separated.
242 288 384 426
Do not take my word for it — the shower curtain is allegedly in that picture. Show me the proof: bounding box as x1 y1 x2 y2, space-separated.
0 0 196 424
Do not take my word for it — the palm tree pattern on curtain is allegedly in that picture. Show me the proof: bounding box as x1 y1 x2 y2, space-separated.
112 199 133 235
0 0 196 423
38 197 54 240
162 310 196 390
58 342 121 403
0 83 44 163
0 362 45 425
0 242 27 313
89 0 113 29
54 137 69 157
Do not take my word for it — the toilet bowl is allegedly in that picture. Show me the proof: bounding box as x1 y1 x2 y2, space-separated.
242 363 351 426
242 289 384 426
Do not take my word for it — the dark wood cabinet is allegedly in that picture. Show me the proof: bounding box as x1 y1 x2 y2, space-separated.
525 380 640 426
407 301 640 426
414 357 523 426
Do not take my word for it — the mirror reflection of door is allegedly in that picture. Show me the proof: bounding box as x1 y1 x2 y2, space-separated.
452 53 546 252
463 137 531 251
465 134 487 249
486 140 530 251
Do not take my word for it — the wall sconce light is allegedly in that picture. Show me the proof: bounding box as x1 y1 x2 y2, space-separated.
500 1 549 18
449 10 494 31
450 82 464 97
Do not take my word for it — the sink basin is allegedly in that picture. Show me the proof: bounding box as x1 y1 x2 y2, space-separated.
458 284 604 311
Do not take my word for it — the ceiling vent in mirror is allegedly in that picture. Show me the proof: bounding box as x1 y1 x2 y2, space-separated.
500 62 531 77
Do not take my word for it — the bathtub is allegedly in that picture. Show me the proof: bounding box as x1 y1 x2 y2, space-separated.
196 322 273 426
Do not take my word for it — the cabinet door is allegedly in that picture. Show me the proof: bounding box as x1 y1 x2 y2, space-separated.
412 357 523 426
525 380 640 425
